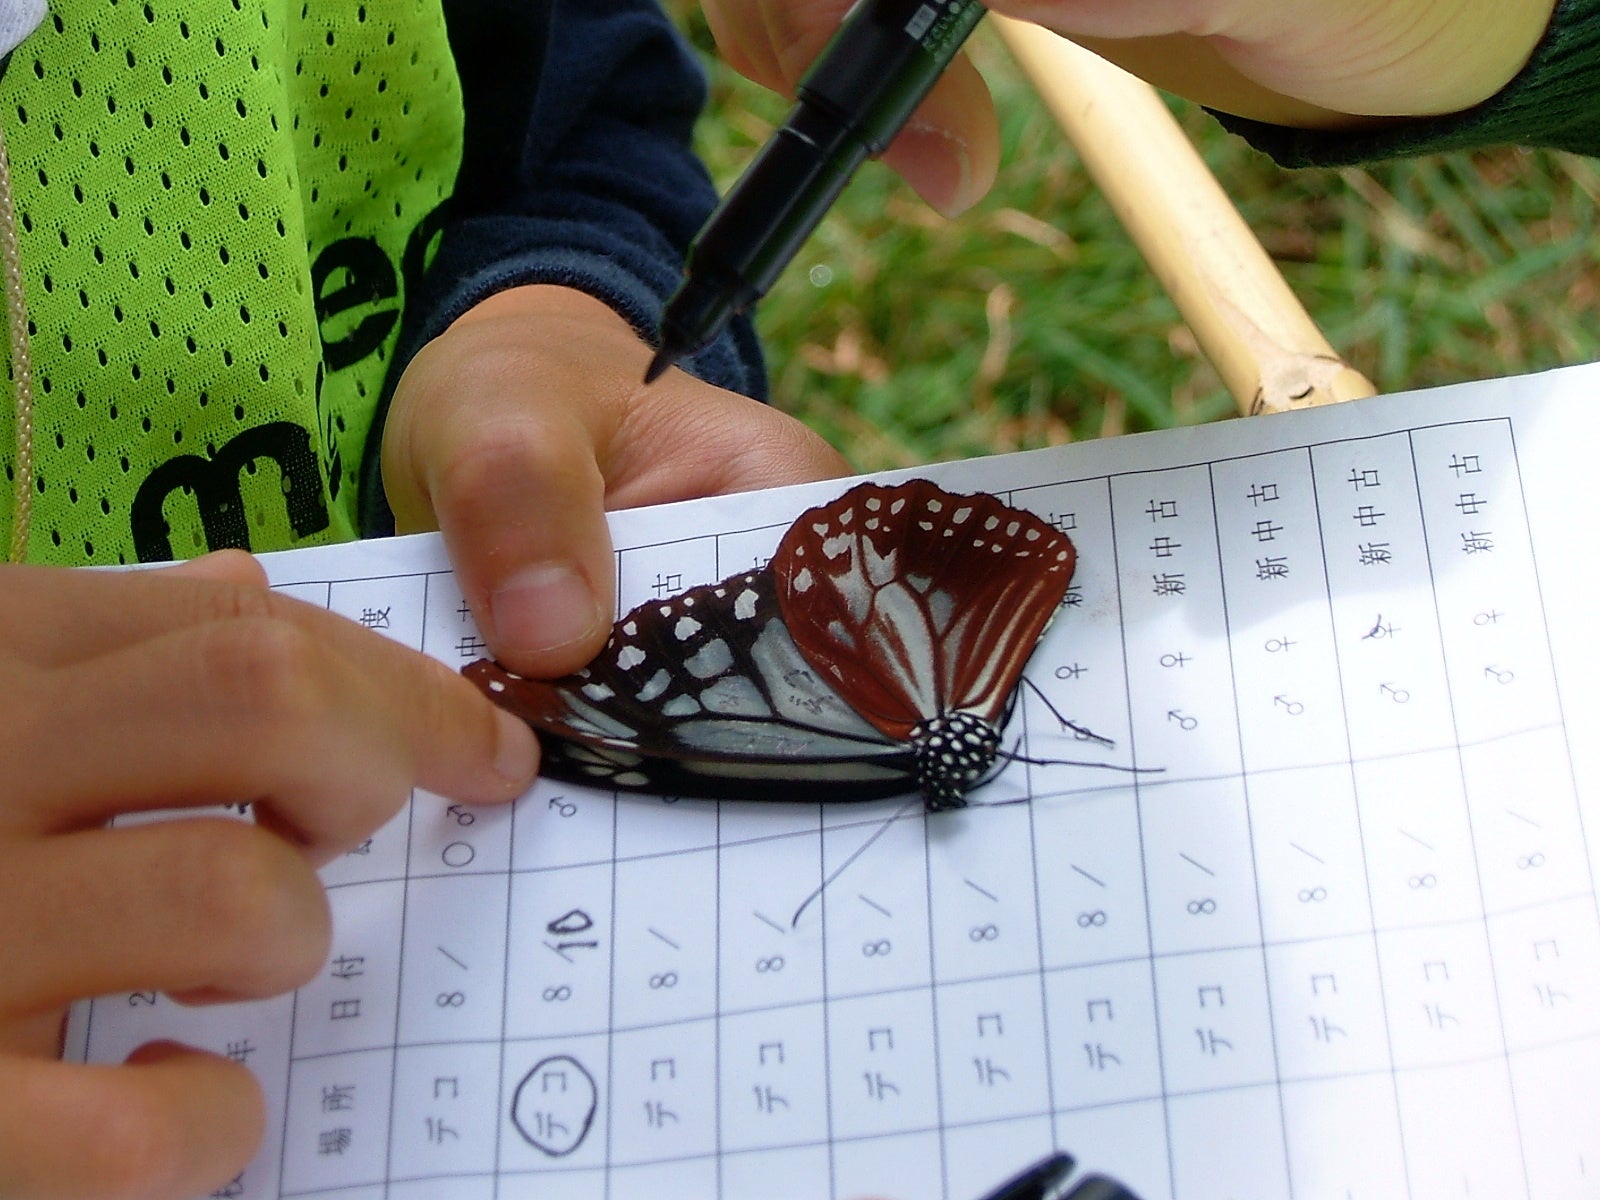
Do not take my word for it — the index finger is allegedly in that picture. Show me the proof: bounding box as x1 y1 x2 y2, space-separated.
10 599 538 852
1 552 276 668
0 1048 262 1200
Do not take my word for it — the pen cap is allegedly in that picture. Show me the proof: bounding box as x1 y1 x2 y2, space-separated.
797 0 986 152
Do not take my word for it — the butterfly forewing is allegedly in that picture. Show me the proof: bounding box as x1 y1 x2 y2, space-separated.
462 568 917 799
465 478 1081 808
771 479 1076 738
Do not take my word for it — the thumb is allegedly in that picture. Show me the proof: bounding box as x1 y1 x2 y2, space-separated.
381 309 619 679
405 407 618 679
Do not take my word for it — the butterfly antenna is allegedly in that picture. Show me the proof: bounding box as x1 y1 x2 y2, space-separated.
790 797 923 929
1020 675 1115 747
994 743 1163 775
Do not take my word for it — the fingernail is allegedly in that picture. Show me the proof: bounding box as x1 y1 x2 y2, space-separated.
899 122 977 217
126 1039 193 1065
489 563 605 658
492 707 539 786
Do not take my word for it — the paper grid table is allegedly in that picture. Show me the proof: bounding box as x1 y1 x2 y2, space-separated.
69 365 1600 1200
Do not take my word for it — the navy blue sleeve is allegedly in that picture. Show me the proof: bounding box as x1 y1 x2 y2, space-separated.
359 0 766 535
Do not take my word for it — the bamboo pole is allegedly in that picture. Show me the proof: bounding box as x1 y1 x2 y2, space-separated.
992 16 1376 415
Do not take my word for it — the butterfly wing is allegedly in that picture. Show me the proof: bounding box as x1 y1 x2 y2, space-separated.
771 479 1076 739
463 568 920 801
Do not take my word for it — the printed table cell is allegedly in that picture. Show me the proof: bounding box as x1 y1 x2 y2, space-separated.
832 1130 944 1200
719 1143 831 1200
1168 1085 1290 1200
329 572 425 647
388 1042 501 1182
1487 895 1600 1053
1031 785 1151 970
611 847 718 1028
1395 1059 1526 1198
717 1003 830 1154
718 834 829 1013
396 873 509 1046
1044 959 1165 1111
1375 922 1506 1070
1245 765 1376 945
824 989 940 1141
510 779 617 875
1153 948 1280 1096
1264 933 1392 1082
1055 1100 1169 1200
926 802 1049 982
607 1019 718 1164
1281 1074 1406 1197
1139 777 1264 955
292 880 404 1059
498 1034 609 1174
934 973 1052 1125
504 863 614 1040
407 789 513 880
1354 751 1488 932
282 1049 394 1195
821 810 935 998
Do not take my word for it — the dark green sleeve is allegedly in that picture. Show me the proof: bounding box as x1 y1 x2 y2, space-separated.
1211 0 1600 166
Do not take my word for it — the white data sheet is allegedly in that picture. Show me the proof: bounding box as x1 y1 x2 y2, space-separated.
68 363 1600 1200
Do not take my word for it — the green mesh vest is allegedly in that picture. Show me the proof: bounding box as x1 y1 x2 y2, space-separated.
0 0 465 563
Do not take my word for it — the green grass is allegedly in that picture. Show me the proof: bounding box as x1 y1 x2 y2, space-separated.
672 11 1600 473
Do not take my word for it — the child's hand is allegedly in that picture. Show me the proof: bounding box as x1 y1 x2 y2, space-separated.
381 284 853 677
0 551 537 1199
700 0 1558 212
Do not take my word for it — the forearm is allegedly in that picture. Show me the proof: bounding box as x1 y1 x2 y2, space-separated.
1210 0 1600 166
1047 0 1559 127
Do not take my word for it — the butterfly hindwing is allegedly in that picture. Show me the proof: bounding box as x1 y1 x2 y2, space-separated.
771 479 1076 738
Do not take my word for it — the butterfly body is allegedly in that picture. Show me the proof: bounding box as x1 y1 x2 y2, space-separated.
465 480 1076 810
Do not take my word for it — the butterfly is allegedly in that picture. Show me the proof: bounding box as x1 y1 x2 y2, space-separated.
463 478 1079 811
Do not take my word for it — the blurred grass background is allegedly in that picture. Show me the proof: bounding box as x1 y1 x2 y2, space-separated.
667 7 1600 473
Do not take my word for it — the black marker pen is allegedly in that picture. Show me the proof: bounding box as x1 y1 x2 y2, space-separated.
970 1152 1148 1200
644 0 986 384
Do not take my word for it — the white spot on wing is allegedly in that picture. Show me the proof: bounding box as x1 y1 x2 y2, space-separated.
635 668 672 702
616 644 646 670
674 616 702 640
700 675 771 716
685 638 734 679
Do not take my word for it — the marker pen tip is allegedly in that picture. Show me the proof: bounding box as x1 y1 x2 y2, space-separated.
643 347 675 385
